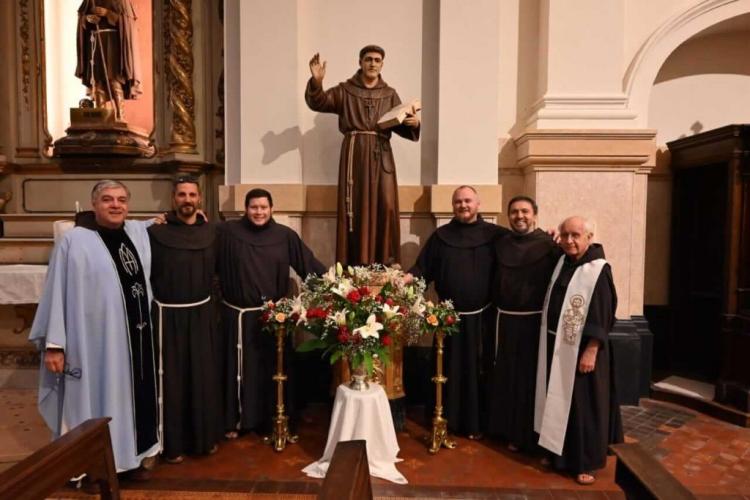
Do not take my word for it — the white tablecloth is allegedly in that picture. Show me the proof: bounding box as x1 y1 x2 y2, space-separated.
0 265 48 304
302 382 407 484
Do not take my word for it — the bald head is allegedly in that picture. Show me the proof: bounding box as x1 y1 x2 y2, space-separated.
452 186 480 223
558 216 594 260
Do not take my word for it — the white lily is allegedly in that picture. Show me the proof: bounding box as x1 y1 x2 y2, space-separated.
336 262 344 277
323 266 337 283
354 314 383 339
382 303 401 318
330 310 347 326
411 296 426 315
332 278 354 298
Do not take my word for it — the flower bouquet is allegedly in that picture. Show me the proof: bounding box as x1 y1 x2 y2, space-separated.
295 263 427 379
420 299 461 337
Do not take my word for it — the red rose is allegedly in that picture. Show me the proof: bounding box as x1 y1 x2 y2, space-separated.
445 315 456 326
385 298 394 307
338 326 350 335
381 335 392 346
358 286 370 296
261 311 271 322
374 295 383 303
267 301 275 310
291 312 300 322
347 290 362 303
337 332 350 343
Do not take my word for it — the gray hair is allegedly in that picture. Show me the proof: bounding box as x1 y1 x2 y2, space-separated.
558 216 595 235
91 180 131 202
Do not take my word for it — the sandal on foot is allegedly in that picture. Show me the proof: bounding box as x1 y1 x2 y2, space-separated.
576 473 596 485
164 455 184 464
225 431 238 439
208 444 219 455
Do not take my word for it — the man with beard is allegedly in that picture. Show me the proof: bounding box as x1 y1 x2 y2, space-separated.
30 180 158 479
305 45 420 266
534 216 623 485
148 177 221 463
409 186 507 438
217 188 326 438
488 196 560 453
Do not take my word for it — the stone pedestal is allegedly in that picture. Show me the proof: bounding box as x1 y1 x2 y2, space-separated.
53 108 154 157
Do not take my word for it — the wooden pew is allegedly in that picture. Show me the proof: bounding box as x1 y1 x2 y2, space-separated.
0 417 120 500
318 440 373 500
610 443 695 500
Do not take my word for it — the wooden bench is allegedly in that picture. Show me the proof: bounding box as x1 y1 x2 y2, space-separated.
0 417 120 500
610 443 695 500
318 440 373 500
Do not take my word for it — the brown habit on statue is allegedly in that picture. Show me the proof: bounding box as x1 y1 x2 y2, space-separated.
305 71 419 266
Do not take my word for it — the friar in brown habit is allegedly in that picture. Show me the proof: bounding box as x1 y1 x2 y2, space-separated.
305 45 420 265
76 0 140 120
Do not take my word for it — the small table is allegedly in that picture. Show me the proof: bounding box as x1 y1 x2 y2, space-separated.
0 265 48 333
303 382 407 484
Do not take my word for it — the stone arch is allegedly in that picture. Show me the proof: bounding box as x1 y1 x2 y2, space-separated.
624 0 750 127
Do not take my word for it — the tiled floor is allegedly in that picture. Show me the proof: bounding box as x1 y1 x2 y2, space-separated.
3 388 750 499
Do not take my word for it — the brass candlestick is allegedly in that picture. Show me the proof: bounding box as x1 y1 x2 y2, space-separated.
429 329 456 454
263 326 298 451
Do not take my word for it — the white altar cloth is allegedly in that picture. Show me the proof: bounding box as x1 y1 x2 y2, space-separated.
302 382 407 484
0 265 48 304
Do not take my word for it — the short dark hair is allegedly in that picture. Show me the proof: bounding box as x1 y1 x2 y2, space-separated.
172 175 200 194
244 188 273 208
359 44 385 60
507 195 538 215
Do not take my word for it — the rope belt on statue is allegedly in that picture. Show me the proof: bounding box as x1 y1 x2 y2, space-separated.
222 300 264 430
344 130 389 233
494 306 543 360
457 303 491 316
154 296 211 451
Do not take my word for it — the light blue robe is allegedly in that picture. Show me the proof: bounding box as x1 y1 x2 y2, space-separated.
29 220 159 472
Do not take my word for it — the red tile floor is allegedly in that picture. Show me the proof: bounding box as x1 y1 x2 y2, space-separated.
1 388 747 499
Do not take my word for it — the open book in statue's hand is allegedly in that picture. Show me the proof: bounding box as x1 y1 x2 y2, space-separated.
377 99 422 130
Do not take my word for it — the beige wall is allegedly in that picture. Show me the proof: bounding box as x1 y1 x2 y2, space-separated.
649 30 750 145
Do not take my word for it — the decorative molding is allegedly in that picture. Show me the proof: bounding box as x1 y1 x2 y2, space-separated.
165 0 197 153
215 0 224 165
18 0 31 110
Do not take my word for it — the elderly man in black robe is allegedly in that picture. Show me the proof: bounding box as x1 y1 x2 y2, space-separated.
534 216 623 485
409 186 507 438
148 177 221 464
488 196 559 453
217 188 326 438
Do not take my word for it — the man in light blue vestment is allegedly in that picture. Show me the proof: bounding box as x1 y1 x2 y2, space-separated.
29 180 159 477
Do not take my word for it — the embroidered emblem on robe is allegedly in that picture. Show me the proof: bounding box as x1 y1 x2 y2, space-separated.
562 294 585 345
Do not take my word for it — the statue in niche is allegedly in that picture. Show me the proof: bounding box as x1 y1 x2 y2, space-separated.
75 0 140 122
55 0 152 157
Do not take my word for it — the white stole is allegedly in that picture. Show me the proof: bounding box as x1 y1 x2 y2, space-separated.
534 255 606 455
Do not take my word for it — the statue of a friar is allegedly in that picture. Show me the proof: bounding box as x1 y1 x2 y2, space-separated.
305 45 420 266
75 0 140 121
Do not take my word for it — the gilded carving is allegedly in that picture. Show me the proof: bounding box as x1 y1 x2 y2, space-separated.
19 0 31 109
166 0 197 153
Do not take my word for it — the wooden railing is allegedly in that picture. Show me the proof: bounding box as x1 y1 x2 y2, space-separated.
318 440 373 500
0 417 120 500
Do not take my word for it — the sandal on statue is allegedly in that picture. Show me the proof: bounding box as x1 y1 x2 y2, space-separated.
576 472 596 485
225 431 239 440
